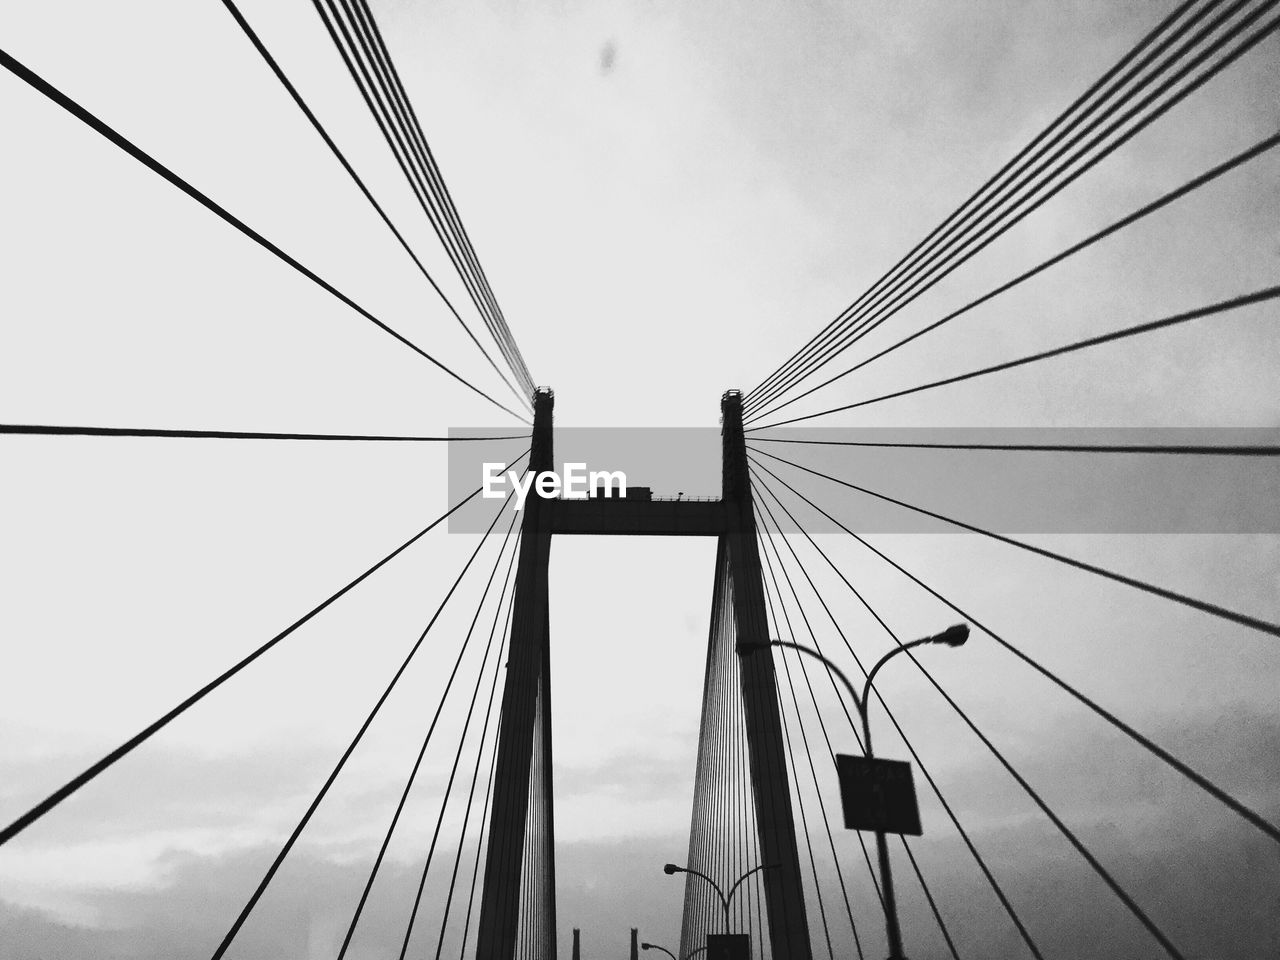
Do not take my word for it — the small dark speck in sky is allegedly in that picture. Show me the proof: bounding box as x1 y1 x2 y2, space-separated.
599 40 617 75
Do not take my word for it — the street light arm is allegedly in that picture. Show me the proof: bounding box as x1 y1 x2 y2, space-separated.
725 861 775 908
668 864 728 914
860 624 968 754
860 637 935 727
640 944 677 960
739 639 863 717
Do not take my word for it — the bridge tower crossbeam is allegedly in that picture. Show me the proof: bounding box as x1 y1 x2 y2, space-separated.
474 388 813 959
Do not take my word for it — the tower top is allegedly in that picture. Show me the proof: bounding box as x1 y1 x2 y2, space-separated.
721 389 748 501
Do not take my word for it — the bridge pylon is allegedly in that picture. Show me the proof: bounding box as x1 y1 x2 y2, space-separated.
718 388 813 958
476 387 558 960
474 388 812 959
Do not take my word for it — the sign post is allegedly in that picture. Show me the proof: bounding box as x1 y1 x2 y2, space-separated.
835 754 923 836
706 933 751 960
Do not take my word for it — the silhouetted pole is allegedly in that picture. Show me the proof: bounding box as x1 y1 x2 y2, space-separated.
631 928 639 960
572 928 581 960
542 604 559 956
721 389 814 959
742 625 969 960
476 388 557 960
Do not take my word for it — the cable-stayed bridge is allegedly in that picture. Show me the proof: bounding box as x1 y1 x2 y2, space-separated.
2 1 1279 958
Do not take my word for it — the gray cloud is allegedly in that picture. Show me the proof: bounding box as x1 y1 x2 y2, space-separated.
3 814 1278 959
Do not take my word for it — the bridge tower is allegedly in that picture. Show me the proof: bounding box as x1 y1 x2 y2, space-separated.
718 389 813 956
475 389 812 958
476 387 558 960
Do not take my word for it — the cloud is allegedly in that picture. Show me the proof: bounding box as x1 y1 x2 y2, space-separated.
557 749 695 802
6 681 1278 954
2 814 1278 960
0 836 692 960
0 736 474 923
895 809 1280 960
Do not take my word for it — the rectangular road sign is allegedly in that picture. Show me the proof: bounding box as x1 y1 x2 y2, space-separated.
835 754 923 835
706 933 751 960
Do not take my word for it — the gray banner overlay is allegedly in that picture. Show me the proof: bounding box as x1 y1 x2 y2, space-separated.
447 428 1279 534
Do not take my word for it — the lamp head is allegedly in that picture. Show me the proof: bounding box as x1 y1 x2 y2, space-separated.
935 623 970 647
663 862 682 875
640 945 654 951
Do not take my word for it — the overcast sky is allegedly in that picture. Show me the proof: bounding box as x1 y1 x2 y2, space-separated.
1 1 1278 958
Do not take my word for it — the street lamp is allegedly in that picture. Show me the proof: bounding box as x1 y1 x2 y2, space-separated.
640 944 676 960
640 944 707 960
739 623 969 960
662 862 776 933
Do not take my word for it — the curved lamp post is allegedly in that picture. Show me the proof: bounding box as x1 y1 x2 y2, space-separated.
662 862 776 933
640 944 707 960
739 623 969 960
